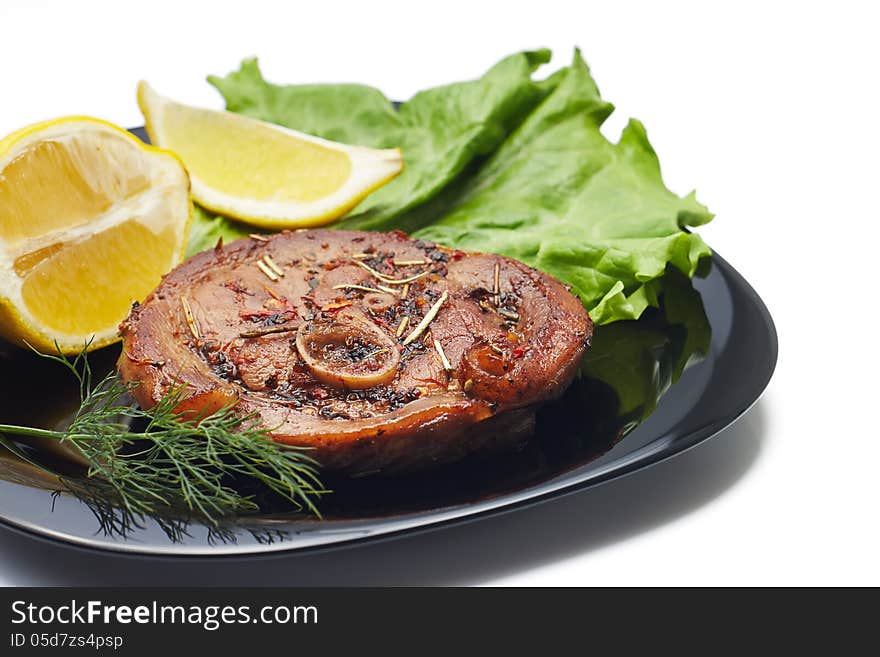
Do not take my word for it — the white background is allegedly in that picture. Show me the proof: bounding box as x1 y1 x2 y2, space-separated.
0 0 877 586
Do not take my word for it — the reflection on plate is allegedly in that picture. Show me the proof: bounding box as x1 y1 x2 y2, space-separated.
0 253 776 555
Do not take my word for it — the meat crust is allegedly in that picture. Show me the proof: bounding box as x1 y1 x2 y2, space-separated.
118 229 592 474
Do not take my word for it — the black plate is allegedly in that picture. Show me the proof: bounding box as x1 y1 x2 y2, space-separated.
0 245 776 556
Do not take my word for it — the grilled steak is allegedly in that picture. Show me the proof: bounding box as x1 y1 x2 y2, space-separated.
118 229 592 474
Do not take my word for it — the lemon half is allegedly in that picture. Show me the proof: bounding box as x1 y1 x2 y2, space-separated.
0 117 191 354
138 81 403 229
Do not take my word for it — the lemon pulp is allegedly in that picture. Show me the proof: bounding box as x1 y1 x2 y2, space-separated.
138 81 402 228
161 106 351 202
0 131 151 244
21 219 177 335
0 116 191 353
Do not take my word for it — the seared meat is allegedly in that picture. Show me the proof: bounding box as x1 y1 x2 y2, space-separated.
118 230 592 474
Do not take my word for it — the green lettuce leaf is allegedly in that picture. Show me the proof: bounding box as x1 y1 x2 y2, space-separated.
186 205 249 256
533 269 710 463
197 49 712 324
579 268 711 419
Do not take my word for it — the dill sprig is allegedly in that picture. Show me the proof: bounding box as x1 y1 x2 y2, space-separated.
0 345 326 529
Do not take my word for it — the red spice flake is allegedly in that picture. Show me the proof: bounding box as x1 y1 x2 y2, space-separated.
224 280 253 295
239 309 273 320
321 300 353 312
451 251 465 261
321 242 330 249
512 347 526 358
311 387 330 400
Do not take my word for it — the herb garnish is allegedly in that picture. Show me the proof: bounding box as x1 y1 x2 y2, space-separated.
0 345 325 530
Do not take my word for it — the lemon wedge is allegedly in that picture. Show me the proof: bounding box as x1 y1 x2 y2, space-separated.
0 117 191 354
137 81 402 229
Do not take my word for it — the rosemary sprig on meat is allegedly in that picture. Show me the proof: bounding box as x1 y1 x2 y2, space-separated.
0 345 326 527
352 259 430 285
256 258 280 281
180 296 201 340
402 290 448 345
